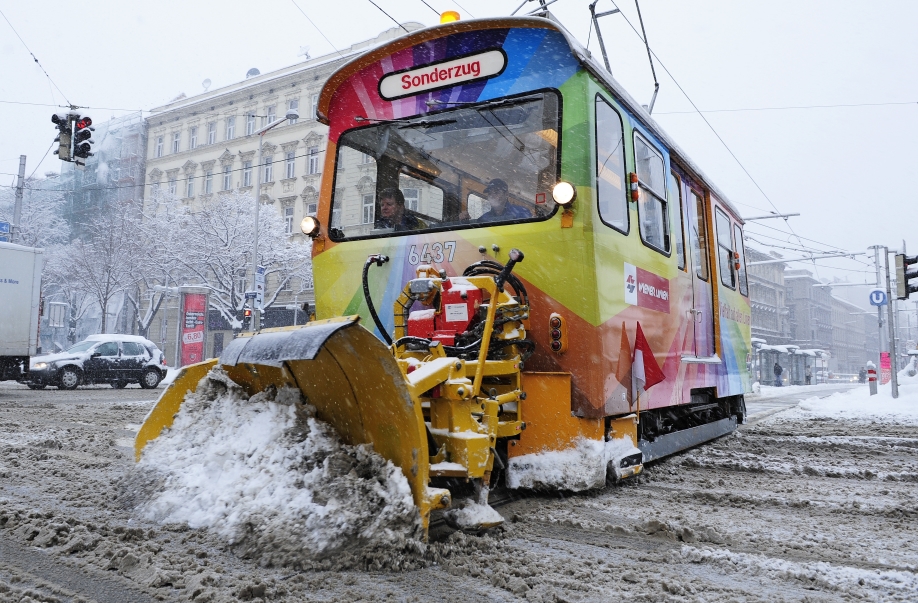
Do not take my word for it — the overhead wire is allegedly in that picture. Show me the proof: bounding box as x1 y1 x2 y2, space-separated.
418 0 441 16
606 0 808 252
0 7 71 107
366 0 410 32
26 142 54 182
657 101 918 114
447 0 473 17
0 146 332 193
288 1 346 57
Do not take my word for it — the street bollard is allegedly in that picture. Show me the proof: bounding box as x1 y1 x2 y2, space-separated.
867 362 878 396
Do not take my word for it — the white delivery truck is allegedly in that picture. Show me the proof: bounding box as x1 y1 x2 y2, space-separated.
0 241 44 381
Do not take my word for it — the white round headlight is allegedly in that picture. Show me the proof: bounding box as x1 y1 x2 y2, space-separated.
552 181 576 206
300 216 321 238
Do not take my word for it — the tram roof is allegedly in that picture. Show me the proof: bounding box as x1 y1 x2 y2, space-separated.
317 16 744 221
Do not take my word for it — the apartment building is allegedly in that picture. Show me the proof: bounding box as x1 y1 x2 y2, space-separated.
142 23 423 359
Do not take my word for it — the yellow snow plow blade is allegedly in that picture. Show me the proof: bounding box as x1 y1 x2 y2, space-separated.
135 316 447 531
134 358 218 462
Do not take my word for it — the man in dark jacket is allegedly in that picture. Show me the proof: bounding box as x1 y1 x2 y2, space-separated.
773 362 783 387
375 188 425 231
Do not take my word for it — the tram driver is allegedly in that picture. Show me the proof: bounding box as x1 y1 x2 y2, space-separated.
375 188 426 231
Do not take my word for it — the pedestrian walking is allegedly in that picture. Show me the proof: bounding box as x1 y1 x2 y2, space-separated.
805 366 812 385
773 362 783 387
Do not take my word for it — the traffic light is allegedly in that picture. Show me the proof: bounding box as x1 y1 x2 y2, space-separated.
243 308 253 328
895 254 918 299
72 115 94 160
51 113 72 162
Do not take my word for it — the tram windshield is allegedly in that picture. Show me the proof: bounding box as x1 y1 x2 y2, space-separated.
329 91 560 240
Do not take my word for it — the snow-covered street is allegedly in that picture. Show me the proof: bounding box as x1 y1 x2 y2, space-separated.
1 379 916 602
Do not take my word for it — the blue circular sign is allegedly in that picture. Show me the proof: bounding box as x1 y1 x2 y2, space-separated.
869 288 888 306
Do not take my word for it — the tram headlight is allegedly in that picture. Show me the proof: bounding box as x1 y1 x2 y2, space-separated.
300 216 321 238
552 181 576 206
440 11 460 23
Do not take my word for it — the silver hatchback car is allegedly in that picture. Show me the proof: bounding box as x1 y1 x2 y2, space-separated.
25 334 168 390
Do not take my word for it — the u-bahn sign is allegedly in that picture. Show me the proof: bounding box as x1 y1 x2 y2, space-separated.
869 288 888 306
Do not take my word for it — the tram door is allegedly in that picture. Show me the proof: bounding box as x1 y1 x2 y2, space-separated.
683 181 716 357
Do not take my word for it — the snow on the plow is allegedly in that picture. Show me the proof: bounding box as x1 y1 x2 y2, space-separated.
506 436 639 490
127 367 424 567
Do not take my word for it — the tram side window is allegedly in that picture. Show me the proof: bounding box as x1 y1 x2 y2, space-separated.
690 191 709 280
669 172 685 270
715 208 736 289
634 134 669 254
594 96 627 233
733 223 749 296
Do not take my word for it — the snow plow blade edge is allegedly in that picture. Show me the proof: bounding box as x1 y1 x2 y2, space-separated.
135 316 442 530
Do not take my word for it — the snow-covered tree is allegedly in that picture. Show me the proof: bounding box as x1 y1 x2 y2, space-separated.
46 202 140 333
140 190 312 331
0 174 71 249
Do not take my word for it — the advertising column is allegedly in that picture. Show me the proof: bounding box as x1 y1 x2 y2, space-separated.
179 291 208 367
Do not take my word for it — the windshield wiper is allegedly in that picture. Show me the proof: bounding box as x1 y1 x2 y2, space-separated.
355 116 456 128
425 95 540 111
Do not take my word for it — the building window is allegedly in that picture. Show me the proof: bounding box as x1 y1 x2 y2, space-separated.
285 206 294 234
168 177 177 196
151 182 160 195
285 152 295 179
189 127 197 150
186 175 194 198
242 161 252 187
262 105 276 128
312 93 319 118
223 165 232 190
306 202 317 216
331 206 341 227
207 122 216 145
403 188 419 212
360 152 373 164
307 146 320 174
225 117 235 141
172 132 181 154
246 112 256 136
362 193 374 224
155 136 164 158
287 99 299 124
204 170 213 194
263 157 273 183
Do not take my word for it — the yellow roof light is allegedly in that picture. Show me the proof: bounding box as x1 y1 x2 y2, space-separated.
440 11 460 24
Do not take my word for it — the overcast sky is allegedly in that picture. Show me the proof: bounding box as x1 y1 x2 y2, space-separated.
3 0 916 288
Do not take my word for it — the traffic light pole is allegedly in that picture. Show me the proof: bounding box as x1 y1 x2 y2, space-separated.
884 247 899 398
12 155 25 243
871 245 885 368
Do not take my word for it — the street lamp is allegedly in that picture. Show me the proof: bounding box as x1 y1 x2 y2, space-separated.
251 108 299 330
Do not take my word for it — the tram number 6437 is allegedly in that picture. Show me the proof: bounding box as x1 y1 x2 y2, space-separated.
408 241 456 265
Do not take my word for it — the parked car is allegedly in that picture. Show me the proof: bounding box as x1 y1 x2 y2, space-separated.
24 334 168 390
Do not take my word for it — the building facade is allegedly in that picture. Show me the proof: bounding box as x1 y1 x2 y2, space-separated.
830 295 868 374
142 24 422 360
746 247 791 345
785 269 834 352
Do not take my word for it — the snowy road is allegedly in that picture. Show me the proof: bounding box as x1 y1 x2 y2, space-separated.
1 379 916 602
744 383 861 422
